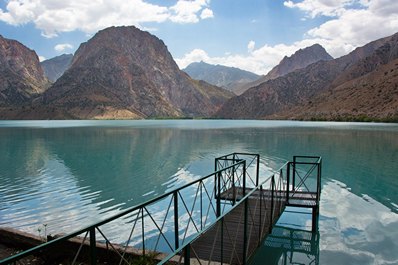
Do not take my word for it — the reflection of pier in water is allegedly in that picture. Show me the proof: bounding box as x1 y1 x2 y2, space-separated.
262 224 319 265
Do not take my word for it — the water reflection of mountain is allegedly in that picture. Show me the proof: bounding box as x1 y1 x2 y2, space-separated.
0 123 397 234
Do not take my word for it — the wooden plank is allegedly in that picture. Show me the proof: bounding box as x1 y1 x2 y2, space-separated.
190 198 286 265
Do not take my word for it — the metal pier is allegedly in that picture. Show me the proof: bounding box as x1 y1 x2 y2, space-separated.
0 153 322 265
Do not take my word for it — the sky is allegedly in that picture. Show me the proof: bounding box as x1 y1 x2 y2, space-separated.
0 0 397 75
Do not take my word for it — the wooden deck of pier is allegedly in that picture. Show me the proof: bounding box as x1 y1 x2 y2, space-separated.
218 187 319 207
188 187 319 264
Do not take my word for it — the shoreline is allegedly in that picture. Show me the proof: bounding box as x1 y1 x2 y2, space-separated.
0 227 174 264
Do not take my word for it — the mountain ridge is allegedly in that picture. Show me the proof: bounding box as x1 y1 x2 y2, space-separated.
234 43 333 95
0 29 397 121
38 26 233 119
215 32 398 121
183 61 260 95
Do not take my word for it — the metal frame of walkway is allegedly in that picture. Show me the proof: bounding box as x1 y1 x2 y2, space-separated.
0 153 322 265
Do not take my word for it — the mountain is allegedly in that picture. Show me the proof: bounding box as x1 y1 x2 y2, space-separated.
36 26 233 119
266 44 333 80
183 61 260 95
279 59 398 121
41 54 73 82
234 44 333 95
215 32 398 121
0 35 49 106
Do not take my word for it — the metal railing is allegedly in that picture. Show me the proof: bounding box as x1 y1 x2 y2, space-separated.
0 154 253 265
160 161 289 265
287 156 322 205
1 154 321 265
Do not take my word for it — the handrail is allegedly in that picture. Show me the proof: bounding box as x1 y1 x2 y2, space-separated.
160 161 289 264
1 154 321 265
1 159 246 264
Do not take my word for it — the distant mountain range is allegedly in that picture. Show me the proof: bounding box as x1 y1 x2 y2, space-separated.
41 54 73 82
215 32 398 122
0 26 233 119
0 27 397 121
183 61 260 95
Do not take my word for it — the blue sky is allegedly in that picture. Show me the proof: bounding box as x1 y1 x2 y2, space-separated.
0 0 397 74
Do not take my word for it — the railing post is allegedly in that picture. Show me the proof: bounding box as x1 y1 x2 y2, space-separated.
256 154 260 186
89 228 97 265
270 176 275 233
259 185 263 244
174 191 179 249
243 161 247 196
221 218 224 264
318 159 322 197
243 197 248 265
184 244 191 265
142 208 145 255
232 159 236 205
216 171 221 217
286 162 290 204
316 162 320 202
292 156 296 190
200 181 203 230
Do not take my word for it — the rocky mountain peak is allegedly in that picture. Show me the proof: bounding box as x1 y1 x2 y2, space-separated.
265 43 333 80
41 26 232 119
215 32 398 121
0 35 49 106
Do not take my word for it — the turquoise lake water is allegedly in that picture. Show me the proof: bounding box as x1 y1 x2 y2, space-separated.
0 120 397 264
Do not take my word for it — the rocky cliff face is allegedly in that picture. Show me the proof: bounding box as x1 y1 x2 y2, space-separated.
215 33 398 120
40 26 233 119
234 44 333 95
266 44 333 80
278 58 398 121
275 35 398 121
41 54 73 82
183 61 259 95
0 35 49 106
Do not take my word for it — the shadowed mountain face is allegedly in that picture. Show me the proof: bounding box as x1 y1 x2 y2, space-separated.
215 32 398 121
41 54 73 82
183 61 260 95
38 26 233 119
0 35 50 106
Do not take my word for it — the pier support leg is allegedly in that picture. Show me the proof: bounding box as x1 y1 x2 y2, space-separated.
89 228 97 265
311 206 319 232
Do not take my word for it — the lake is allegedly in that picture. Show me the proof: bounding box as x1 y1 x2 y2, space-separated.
0 120 397 264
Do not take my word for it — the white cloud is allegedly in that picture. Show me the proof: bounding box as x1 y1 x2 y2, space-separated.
176 40 317 75
169 0 213 23
200 8 214 19
286 0 398 57
178 0 398 75
0 0 214 37
283 0 360 18
175 49 210 68
54 43 73 52
247 40 255 52
38 56 46 62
